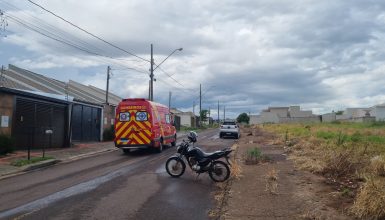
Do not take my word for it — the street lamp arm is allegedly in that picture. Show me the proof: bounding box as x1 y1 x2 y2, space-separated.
153 48 183 71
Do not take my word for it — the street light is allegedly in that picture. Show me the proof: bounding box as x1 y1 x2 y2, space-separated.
149 44 183 101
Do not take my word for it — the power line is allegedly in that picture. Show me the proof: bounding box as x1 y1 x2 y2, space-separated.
28 0 150 63
3 8 149 75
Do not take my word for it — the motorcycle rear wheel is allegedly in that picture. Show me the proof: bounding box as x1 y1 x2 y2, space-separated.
209 161 230 182
165 157 186 177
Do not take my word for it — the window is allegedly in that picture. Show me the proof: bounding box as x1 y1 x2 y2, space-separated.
136 111 148 121
165 114 171 124
119 112 130 121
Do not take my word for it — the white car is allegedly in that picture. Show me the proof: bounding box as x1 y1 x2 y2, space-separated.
219 121 240 139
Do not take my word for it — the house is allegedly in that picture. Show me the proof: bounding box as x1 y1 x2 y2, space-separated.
336 107 375 122
252 106 320 124
371 104 385 121
321 112 336 122
0 64 122 149
170 108 196 128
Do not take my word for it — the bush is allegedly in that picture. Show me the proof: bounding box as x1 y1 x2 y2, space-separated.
103 125 115 141
0 134 14 155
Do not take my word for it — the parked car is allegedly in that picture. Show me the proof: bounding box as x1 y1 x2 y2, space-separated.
219 121 240 139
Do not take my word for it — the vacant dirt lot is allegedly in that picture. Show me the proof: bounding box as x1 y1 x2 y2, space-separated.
215 126 352 220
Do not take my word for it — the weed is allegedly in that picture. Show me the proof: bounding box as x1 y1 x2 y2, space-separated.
265 168 278 194
11 156 54 167
351 177 385 219
336 131 347 146
369 155 385 177
322 150 358 179
341 187 354 198
229 159 242 179
244 147 262 164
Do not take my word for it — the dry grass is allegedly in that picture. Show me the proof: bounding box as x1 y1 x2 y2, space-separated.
265 168 279 194
229 159 242 179
369 155 385 177
262 122 385 220
351 177 385 219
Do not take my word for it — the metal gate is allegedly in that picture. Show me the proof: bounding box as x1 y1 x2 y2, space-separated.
71 104 101 142
13 98 67 149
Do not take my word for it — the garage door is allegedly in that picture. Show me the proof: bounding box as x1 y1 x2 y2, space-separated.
13 98 67 149
71 104 101 142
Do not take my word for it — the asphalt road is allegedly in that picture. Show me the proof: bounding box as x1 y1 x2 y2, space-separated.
0 129 236 220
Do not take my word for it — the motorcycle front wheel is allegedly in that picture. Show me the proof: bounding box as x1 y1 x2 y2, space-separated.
165 157 186 177
209 161 230 182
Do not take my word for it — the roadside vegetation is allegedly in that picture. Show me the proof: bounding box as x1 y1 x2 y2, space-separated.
11 156 55 167
263 121 385 219
0 134 14 155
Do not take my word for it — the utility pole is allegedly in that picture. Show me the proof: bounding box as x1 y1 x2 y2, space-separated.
217 100 220 124
0 65 4 87
105 66 110 104
199 83 202 127
193 101 195 115
208 107 211 125
168 91 172 109
224 106 226 121
150 44 154 101
148 80 151 100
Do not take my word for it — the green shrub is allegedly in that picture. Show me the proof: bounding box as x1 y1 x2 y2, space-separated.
103 125 115 141
244 147 269 164
0 134 14 155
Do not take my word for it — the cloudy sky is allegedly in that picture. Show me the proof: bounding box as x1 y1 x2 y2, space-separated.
1 0 385 119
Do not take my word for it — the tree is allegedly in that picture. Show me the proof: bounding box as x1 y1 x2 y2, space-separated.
237 113 250 124
200 109 209 122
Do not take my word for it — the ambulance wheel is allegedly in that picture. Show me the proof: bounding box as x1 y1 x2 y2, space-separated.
156 138 163 153
122 149 131 154
171 135 177 147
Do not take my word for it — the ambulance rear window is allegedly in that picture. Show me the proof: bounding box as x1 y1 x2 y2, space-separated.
136 111 148 121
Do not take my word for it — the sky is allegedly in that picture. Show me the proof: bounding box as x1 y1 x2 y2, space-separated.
1 0 385 119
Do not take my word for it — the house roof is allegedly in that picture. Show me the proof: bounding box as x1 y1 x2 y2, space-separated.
1 64 122 106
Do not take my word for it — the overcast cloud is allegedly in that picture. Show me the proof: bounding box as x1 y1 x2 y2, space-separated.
1 0 385 118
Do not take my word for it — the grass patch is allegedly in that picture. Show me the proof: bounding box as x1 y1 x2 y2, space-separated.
11 156 55 167
244 147 270 164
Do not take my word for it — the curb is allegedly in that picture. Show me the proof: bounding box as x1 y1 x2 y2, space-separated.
64 148 117 162
22 159 61 171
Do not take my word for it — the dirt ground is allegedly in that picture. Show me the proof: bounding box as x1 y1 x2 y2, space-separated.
215 126 352 220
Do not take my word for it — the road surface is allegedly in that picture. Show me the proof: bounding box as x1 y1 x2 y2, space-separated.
0 129 236 220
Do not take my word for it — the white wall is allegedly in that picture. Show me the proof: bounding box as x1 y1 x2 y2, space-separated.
269 108 288 117
260 112 280 123
374 106 385 121
249 115 260 124
180 114 192 127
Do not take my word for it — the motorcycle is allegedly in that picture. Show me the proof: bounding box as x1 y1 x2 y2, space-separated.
165 132 233 182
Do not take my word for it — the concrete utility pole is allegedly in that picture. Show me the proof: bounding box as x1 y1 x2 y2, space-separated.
0 65 4 87
148 80 151 100
193 101 195 115
224 106 226 121
168 91 172 109
150 44 154 101
105 66 110 104
217 100 220 124
199 84 202 127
